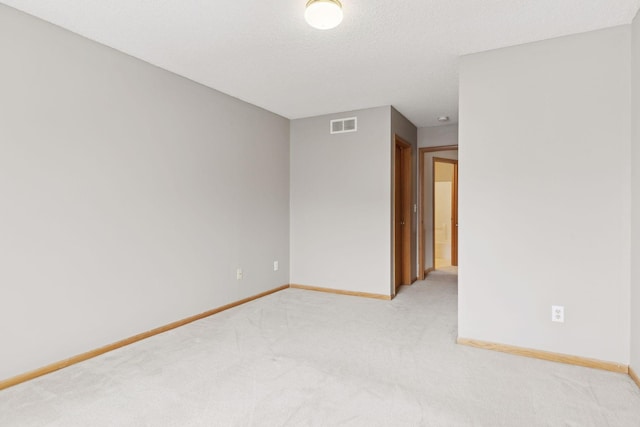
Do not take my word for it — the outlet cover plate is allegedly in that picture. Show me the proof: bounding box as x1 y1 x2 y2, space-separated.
552 305 564 323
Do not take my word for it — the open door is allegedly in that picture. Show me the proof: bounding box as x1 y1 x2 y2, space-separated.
452 161 458 266
433 158 458 270
394 137 412 293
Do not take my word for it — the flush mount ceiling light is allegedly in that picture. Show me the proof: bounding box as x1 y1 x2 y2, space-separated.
305 0 343 30
438 116 450 122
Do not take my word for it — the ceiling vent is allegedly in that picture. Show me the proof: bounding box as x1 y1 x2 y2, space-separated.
330 117 357 134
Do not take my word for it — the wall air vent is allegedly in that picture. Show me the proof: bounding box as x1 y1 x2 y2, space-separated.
330 117 357 134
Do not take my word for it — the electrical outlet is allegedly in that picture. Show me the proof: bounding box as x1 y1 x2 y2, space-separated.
236 268 243 280
273 261 279 271
552 305 564 323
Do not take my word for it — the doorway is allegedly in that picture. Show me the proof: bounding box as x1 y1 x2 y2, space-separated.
418 145 458 279
394 136 412 293
433 158 458 271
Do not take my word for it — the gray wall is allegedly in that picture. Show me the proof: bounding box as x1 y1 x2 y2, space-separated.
631 9 640 372
418 124 458 148
391 107 418 282
290 107 392 295
0 4 290 381
459 26 631 364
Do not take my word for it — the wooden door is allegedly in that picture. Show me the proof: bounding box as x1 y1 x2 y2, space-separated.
394 137 412 293
395 144 403 288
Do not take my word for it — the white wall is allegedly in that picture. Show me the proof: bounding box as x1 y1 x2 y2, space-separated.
459 27 631 364
290 107 392 296
391 107 418 281
0 5 290 381
631 9 640 372
418 124 458 148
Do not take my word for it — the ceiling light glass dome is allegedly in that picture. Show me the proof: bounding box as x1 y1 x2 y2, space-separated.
305 0 343 30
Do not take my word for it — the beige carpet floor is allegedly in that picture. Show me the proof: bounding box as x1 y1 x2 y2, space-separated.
2 272 640 426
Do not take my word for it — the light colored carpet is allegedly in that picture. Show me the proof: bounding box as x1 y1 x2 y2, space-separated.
2 272 640 426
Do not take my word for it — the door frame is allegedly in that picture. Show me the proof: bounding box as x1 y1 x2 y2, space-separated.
418 145 458 279
394 135 413 294
432 157 458 270
452 160 458 266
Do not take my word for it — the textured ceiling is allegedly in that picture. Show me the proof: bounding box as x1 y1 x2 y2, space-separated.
2 0 639 127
